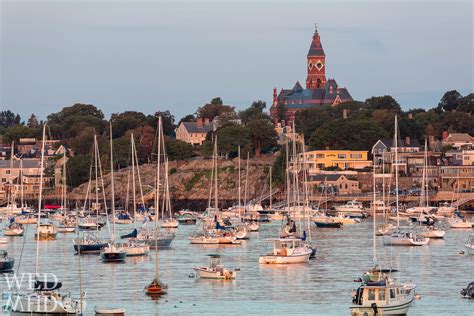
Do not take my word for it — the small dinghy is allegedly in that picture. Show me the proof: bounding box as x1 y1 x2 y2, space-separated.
0 250 14 272
95 306 126 315
461 282 474 298
0 237 7 244
194 254 237 279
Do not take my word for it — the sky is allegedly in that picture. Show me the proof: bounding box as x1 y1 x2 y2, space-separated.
1 0 473 122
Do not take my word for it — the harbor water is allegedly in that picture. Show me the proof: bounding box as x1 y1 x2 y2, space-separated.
1 218 473 315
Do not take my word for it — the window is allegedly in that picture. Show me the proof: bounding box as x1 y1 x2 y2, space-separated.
378 289 385 300
390 289 396 299
316 154 325 159
368 289 375 301
350 154 362 159
1 178 6 183
6 170 10 174
338 154 346 159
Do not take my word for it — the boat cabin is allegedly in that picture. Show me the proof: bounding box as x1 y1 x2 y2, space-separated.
265 238 305 256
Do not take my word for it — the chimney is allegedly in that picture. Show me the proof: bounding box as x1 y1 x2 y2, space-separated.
197 117 203 128
405 136 410 145
204 118 210 125
408 112 413 119
343 109 348 119
442 131 448 140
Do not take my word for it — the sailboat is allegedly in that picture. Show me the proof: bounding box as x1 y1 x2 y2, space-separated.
350 165 416 315
144 115 168 296
376 153 396 236
383 116 429 247
57 152 76 233
189 136 240 245
119 133 150 257
10 124 81 315
100 122 127 263
160 158 179 229
418 139 446 239
234 147 250 240
74 135 109 254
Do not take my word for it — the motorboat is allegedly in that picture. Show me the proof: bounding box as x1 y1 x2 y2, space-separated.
313 215 343 228
350 273 415 315
259 238 312 264
58 216 76 233
465 234 474 255
100 244 126 262
177 212 197 225
0 250 14 272
194 254 237 279
383 230 429 246
189 232 240 245
235 225 250 240
78 216 102 230
335 200 364 214
35 223 58 240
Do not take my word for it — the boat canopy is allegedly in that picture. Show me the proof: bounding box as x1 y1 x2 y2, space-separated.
120 228 138 239
35 280 62 291
206 254 221 258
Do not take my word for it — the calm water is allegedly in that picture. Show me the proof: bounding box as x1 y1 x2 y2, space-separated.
1 217 473 315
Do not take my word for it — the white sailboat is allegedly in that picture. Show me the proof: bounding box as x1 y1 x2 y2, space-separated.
57 152 76 233
10 124 81 315
100 122 126 263
384 116 429 247
160 158 179 229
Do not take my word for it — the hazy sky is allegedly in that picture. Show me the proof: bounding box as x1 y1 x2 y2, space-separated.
1 0 472 121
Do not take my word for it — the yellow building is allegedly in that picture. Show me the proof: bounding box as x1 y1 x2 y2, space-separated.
303 150 371 172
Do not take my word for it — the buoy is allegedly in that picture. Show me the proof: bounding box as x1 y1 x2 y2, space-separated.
415 293 421 300
459 251 465 255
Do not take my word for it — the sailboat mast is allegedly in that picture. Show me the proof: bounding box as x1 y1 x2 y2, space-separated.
238 146 241 209
382 150 386 220
131 134 137 226
154 116 162 279
394 116 400 228
244 151 249 210
269 166 272 209
20 159 24 208
109 122 116 242
35 124 46 275
372 164 377 264
63 151 67 215
214 137 218 210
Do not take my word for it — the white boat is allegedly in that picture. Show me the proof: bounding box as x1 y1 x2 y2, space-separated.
405 206 436 214
350 276 415 315
119 240 149 257
0 203 22 215
0 237 7 244
161 218 179 229
189 233 240 245
10 291 81 315
420 226 446 239
3 223 24 236
335 200 364 213
448 216 472 229
383 230 429 246
437 202 456 217
248 222 260 231
194 254 237 279
376 223 396 236
95 306 125 315
464 234 474 255
235 225 250 240
35 223 58 240
15 215 37 225
259 238 312 264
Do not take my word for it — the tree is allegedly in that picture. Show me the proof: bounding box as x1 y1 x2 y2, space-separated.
146 111 176 136
247 119 278 157
111 111 147 138
178 114 196 125
27 114 39 127
239 100 267 124
365 95 401 111
295 106 334 140
437 112 474 136
165 139 194 161
0 110 21 128
67 154 92 188
309 118 387 150
276 102 286 122
208 124 252 157
437 90 462 112
126 125 155 163
1 124 42 143
457 93 474 112
197 99 235 121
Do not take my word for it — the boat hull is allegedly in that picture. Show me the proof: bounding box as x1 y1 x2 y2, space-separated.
9 294 79 315
0 258 14 272
259 253 310 264
193 267 236 279
350 297 413 315
100 251 126 262
123 245 149 256
148 237 174 249
3 228 24 236
74 242 108 254
420 230 445 239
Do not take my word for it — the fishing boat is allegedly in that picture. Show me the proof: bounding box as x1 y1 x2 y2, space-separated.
9 124 81 315
144 116 168 297
34 222 58 240
194 254 237 279
259 238 312 264
465 234 474 255
0 250 14 272
100 122 126 263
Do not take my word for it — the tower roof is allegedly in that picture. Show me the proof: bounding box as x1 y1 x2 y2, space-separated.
307 25 325 56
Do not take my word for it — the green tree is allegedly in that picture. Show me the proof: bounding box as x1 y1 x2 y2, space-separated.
197 99 235 120
67 154 92 188
111 111 147 138
206 124 252 157
457 93 474 112
437 90 462 112
27 114 39 127
365 95 401 111
239 100 267 124
0 110 21 129
437 112 474 136
295 106 334 140
247 119 278 157
309 118 387 150
166 139 194 160
2 124 42 143
276 102 286 122
211 97 223 105
272 146 287 187
178 114 196 125
146 111 176 136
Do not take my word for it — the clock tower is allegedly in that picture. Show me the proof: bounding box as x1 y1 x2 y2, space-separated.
306 25 326 89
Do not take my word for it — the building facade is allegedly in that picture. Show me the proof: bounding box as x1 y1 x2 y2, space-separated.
302 150 371 173
176 118 213 145
270 26 353 123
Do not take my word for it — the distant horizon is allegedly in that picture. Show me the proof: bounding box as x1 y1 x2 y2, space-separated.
1 0 472 121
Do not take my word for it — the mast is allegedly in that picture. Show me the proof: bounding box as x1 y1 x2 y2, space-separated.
214 137 218 211
133 136 146 212
269 166 272 210
154 116 162 279
238 146 241 210
394 116 400 228
94 135 100 234
63 151 67 215
109 122 116 242
382 150 386 221
20 159 24 208
244 151 249 210
131 134 137 226
372 163 377 264
35 124 46 275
